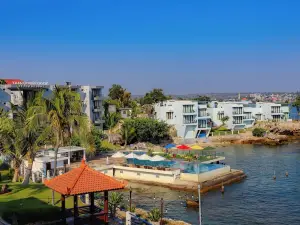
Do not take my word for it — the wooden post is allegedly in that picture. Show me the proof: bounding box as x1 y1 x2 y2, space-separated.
74 195 78 218
90 193 95 214
61 195 65 212
129 187 132 212
160 198 164 225
104 191 109 224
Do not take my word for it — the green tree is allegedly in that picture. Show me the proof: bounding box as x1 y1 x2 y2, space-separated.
105 112 121 142
0 115 25 182
122 118 169 144
220 116 230 126
108 192 124 217
120 121 136 147
0 97 49 184
292 94 300 115
32 86 94 203
252 128 266 137
141 88 168 105
147 208 161 222
194 95 211 102
108 84 125 100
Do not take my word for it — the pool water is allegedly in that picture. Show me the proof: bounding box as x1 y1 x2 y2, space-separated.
126 158 225 174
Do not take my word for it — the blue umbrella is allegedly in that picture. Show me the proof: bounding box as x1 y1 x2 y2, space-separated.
165 143 176 149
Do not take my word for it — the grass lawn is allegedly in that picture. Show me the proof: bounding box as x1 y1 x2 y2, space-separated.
0 170 83 224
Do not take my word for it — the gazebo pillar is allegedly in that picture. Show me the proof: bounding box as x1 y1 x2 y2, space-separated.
90 192 95 214
104 191 109 224
74 195 78 218
61 195 65 212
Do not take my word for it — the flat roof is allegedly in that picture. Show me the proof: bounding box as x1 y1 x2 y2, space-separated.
34 156 69 163
58 146 86 153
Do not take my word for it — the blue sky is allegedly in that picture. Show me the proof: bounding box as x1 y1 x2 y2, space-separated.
0 0 300 94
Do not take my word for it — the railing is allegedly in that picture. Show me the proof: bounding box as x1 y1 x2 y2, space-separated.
184 120 197 124
232 111 243 115
233 121 243 124
183 110 196 113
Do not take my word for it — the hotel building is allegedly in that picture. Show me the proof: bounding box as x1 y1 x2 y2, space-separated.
0 79 104 129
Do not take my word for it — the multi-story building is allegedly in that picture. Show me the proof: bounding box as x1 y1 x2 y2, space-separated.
155 100 291 139
208 102 249 130
154 100 212 139
0 79 104 129
209 101 290 130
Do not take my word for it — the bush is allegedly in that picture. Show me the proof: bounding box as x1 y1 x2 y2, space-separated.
252 128 266 137
147 208 161 222
122 118 170 145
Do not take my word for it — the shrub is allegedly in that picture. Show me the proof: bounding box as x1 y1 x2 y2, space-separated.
121 118 170 145
252 128 266 137
147 208 161 222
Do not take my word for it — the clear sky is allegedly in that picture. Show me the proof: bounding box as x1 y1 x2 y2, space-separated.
1 0 300 95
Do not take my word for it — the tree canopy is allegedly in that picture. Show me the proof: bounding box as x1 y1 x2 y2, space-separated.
140 88 168 105
194 95 211 102
121 118 170 144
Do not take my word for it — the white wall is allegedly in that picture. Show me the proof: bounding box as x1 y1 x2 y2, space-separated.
180 166 231 182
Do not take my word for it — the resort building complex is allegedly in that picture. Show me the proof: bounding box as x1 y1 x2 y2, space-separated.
155 100 290 139
154 100 212 139
0 79 105 129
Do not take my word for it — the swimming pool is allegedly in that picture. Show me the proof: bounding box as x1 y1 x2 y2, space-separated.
126 159 225 174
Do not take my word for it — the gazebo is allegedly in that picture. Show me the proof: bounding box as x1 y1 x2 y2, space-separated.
44 160 126 224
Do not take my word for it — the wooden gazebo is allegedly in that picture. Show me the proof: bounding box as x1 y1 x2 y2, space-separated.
44 160 126 224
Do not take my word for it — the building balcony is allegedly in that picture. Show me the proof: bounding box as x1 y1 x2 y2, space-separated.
233 121 244 125
183 111 196 115
183 120 197 125
271 111 283 115
232 112 243 115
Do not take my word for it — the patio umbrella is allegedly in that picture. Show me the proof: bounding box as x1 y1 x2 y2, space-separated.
177 145 191 150
111 152 126 158
138 154 152 160
164 143 176 149
150 155 166 161
190 145 204 150
125 153 139 159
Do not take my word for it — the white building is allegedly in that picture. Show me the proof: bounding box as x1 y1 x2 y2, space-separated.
209 101 290 130
0 80 105 129
154 100 212 139
21 146 86 183
155 100 291 138
65 83 105 129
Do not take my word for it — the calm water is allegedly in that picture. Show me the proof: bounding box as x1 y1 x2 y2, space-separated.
129 143 300 225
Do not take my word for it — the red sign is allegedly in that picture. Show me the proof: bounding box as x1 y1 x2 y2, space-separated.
0 79 24 84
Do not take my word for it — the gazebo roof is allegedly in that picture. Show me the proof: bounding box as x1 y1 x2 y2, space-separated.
44 160 126 196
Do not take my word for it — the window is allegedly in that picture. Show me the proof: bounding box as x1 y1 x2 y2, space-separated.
120 170 123 173
156 175 160 178
104 170 107 174
137 172 140 176
217 113 224 120
183 105 195 113
166 112 173 119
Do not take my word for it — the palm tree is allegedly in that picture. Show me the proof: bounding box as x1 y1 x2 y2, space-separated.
0 115 24 182
32 86 94 203
0 99 48 184
120 122 135 147
108 192 124 217
220 116 229 126
105 112 120 142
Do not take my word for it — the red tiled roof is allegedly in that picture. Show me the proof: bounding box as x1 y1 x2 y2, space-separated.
44 160 126 195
